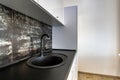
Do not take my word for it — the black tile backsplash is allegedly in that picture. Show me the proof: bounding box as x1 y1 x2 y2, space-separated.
0 4 52 68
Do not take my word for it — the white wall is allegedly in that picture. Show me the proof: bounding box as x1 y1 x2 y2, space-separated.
52 6 77 50
64 0 78 7
64 0 120 76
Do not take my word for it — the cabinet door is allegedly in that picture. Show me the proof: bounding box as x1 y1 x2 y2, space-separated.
67 54 78 80
33 0 64 24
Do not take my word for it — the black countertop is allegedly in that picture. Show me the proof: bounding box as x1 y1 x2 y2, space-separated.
0 49 76 80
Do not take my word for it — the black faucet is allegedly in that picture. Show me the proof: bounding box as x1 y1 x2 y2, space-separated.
40 34 49 57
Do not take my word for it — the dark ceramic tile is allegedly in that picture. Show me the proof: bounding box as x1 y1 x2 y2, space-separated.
0 4 52 68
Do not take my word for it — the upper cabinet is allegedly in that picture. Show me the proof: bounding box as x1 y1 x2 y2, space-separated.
33 0 64 24
0 0 64 26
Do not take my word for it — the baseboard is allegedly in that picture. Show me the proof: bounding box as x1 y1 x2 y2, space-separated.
78 71 120 78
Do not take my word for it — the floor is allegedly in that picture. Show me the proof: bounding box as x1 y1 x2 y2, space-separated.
78 72 120 80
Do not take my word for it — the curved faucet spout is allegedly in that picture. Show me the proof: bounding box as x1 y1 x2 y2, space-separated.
40 34 50 57
41 34 49 40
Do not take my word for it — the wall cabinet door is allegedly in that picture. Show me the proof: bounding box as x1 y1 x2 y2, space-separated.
67 54 78 80
33 0 64 24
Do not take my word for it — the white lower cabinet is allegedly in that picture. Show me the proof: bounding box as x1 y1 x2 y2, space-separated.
67 54 78 80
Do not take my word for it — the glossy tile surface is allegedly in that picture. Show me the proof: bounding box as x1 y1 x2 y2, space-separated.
78 72 120 80
0 4 52 68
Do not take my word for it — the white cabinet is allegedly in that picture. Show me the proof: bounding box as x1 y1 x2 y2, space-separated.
33 0 64 24
67 54 78 80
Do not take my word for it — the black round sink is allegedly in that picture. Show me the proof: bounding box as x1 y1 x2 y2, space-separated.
26 53 67 68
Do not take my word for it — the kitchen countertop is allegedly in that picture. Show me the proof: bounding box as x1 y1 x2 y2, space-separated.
0 49 76 80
